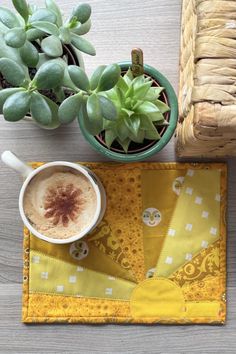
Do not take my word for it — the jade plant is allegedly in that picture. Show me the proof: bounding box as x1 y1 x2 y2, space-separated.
0 0 95 128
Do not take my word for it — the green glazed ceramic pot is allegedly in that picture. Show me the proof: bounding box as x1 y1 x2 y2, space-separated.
79 61 178 162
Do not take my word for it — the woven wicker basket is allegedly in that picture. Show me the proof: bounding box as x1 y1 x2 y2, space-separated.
177 0 236 157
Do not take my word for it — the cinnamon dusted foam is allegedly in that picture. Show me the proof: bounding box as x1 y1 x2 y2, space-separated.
23 167 97 239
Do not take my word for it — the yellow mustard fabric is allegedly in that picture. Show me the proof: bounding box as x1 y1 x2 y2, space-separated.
22 162 227 324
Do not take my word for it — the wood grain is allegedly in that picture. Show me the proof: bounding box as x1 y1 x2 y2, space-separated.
0 0 236 353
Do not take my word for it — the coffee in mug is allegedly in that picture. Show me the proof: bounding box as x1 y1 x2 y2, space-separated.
23 166 97 239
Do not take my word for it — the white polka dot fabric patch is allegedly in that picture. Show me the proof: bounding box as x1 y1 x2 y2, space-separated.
185 223 193 231
195 196 202 205
187 169 194 177
210 227 217 236
165 256 173 265
41 272 48 280
105 288 113 295
32 255 40 264
69 275 77 283
185 253 192 261
202 211 209 218
201 240 208 249
185 187 193 195
168 228 176 237
56 285 64 292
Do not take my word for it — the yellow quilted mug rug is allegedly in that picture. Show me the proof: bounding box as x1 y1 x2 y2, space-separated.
22 162 227 324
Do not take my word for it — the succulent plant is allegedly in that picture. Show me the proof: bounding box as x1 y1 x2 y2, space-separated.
58 63 121 132
0 0 96 128
101 69 170 152
0 0 95 58
0 58 65 127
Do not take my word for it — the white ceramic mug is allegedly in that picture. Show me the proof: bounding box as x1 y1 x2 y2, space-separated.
1 151 106 244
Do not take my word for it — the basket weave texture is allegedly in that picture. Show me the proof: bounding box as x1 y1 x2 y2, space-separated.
177 0 236 157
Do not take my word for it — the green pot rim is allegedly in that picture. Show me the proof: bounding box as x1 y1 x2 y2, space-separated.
79 61 178 162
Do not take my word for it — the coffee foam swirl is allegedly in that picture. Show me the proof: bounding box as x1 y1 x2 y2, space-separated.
44 183 83 226
23 167 97 239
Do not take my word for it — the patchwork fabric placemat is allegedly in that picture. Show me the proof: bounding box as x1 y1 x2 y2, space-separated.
22 162 227 324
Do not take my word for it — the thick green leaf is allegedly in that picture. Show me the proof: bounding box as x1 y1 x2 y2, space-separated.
86 93 103 135
87 93 101 120
90 65 106 91
126 115 140 137
36 54 48 70
0 22 8 34
117 138 130 153
71 34 95 56
32 21 59 36
130 129 145 143
12 0 29 22
97 64 121 92
132 75 145 87
98 95 117 121
145 130 161 140
62 67 79 91
0 88 23 113
145 86 163 101
29 8 57 23
45 0 63 27
30 92 52 125
34 61 64 89
72 19 91 35
137 101 160 115
20 41 39 67
121 108 134 117
125 82 134 99
28 4 37 14
149 111 165 122
58 93 83 124
41 35 63 57
134 81 152 99
116 76 129 93
49 58 78 91
78 100 101 136
68 65 90 91
115 87 125 106
3 90 31 121
0 7 20 28
155 99 170 113
0 34 29 78
132 99 143 111
123 68 133 85
26 28 44 41
73 4 91 24
140 115 161 140
116 120 130 142
59 27 71 44
40 96 60 129
105 129 116 148
0 58 25 86
4 27 26 48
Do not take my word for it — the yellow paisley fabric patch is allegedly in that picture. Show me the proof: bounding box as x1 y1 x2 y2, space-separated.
22 162 227 324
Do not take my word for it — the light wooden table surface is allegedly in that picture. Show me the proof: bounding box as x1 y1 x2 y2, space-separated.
0 1 236 353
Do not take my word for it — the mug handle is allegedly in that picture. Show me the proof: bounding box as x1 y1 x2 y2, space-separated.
1 151 34 179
